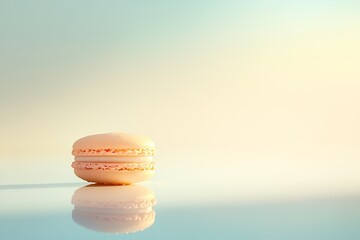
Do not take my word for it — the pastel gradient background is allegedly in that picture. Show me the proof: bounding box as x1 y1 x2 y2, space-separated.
1 1 360 205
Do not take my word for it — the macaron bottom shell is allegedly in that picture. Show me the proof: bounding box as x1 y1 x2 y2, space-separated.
73 169 155 185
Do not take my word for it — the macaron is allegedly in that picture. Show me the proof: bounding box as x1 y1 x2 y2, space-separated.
71 185 156 234
71 132 155 184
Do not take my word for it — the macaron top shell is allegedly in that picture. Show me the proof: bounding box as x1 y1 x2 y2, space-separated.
72 132 155 157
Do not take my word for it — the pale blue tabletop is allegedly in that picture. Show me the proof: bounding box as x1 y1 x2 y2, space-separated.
1 181 359 240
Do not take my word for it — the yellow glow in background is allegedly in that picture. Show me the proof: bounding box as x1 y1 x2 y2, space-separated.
0 1 359 202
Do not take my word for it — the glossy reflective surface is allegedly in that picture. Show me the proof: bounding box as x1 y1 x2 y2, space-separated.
72 184 156 234
1 183 360 240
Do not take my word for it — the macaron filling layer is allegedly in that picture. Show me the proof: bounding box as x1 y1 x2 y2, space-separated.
72 162 155 171
74 156 153 163
72 148 155 157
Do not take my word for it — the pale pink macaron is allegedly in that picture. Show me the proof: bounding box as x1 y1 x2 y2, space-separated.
71 132 155 184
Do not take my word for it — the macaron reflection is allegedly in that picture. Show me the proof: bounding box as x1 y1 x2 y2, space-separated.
71 184 156 234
